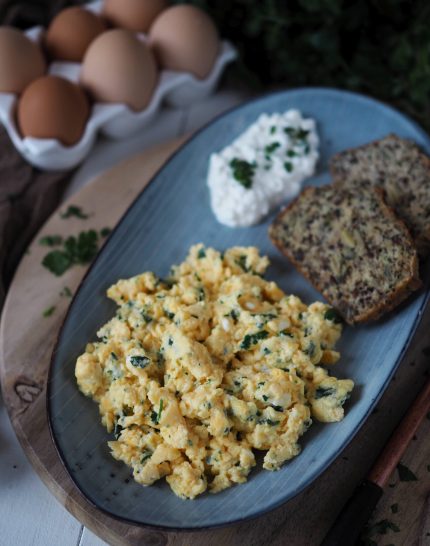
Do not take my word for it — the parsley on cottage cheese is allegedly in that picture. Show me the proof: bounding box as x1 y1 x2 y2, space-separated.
207 110 319 227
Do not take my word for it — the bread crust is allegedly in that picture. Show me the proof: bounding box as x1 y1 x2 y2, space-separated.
330 134 430 256
269 185 422 325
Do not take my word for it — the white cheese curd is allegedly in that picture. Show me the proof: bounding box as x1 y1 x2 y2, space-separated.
207 110 319 227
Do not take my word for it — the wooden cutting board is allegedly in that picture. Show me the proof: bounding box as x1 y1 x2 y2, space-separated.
1 138 429 546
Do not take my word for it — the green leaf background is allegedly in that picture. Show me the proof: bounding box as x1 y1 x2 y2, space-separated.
177 0 430 130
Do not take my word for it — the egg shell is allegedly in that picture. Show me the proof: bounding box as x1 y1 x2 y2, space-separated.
44 7 107 62
103 0 167 33
17 75 90 146
80 29 158 112
149 5 220 79
0 27 46 94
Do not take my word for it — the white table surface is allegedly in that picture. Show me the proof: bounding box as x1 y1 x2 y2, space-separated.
0 88 247 546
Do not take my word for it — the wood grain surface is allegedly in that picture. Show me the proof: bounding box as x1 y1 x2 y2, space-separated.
0 137 429 546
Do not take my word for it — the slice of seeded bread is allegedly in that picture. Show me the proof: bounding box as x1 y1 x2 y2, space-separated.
330 134 430 256
269 185 422 325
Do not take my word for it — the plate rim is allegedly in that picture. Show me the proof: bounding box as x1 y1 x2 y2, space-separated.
47 86 430 532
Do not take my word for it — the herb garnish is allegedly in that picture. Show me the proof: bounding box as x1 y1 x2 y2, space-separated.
324 308 343 323
197 248 206 259
129 355 151 369
59 286 72 298
240 330 269 350
236 254 250 272
113 422 123 439
60 205 90 219
100 227 111 237
42 306 56 317
284 161 293 172
140 450 152 464
264 141 280 155
151 399 164 424
42 230 99 276
230 158 256 189
314 386 336 399
397 462 417 481
39 235 62 247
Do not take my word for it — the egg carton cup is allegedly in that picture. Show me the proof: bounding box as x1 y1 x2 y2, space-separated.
0 14 237 170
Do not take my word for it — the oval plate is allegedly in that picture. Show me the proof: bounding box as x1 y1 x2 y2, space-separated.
48 88 430 530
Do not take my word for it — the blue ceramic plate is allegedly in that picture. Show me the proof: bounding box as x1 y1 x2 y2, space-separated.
48 88 430 530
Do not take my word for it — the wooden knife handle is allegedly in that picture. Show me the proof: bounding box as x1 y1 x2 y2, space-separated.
320 480 383 546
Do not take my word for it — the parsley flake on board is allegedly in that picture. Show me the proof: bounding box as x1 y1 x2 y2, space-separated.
397 462 417 481
42 306 56 317
229 158 256 189
39 235 63 247
60 286 72 298
60 205 90 219
42 230 99 276
100 227 111 237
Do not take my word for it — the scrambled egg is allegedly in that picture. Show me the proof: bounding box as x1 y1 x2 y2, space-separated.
75 245 354 499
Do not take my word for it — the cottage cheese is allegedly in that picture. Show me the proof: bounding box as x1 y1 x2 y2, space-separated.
207 110 319 227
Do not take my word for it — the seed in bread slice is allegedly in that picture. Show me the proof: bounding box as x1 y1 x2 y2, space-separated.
330 134 430 256
269 185 422 325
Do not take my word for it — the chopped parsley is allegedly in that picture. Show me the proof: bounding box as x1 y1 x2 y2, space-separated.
100 227 111 237
129 355 151 369
164 309 175 320
258 418 280 426
236 254 250 272
284 161 293 172
240 330 269 350
284 127 310 141
314 386 336 399
59 286 72 298
197 248 206 259
113 422 123 439
60 205 90 219
42 306 56 317
397 462 417 481
197 287 205 301
39 235 62 247
324 308 343 323
42 230 99 276
141 311 153 323
140 450 152 464
271 405 284 412
230 158 256 189
304 340 316 358
286 149 297 157
264 141 280 155
269 126 276 134
151 401 164 425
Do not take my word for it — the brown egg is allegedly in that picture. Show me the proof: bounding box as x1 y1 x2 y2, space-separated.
103 0 167 33
149 5 219 79
17 75 90 146
80 29 158 111
0 27 46 93
45 7 107 62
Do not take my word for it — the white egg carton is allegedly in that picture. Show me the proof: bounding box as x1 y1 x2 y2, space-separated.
0 1 237 170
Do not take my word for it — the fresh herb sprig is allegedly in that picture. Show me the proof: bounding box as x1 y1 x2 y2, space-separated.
42 230 99 276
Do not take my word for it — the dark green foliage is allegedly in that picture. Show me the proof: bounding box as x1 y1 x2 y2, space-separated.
178 0 430 131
